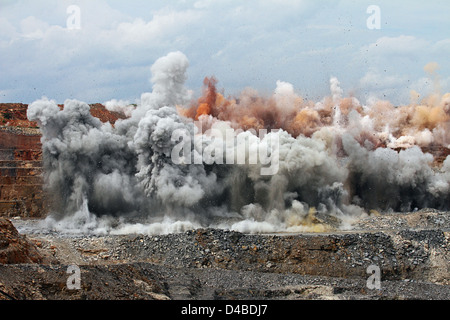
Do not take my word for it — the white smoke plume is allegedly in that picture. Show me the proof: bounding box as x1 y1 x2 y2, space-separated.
27 52 450 235
104 99 135 117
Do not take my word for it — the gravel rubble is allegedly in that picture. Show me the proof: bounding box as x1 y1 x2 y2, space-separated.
1 209 448 300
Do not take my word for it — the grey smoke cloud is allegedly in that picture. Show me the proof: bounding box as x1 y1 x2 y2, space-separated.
27 51 450 235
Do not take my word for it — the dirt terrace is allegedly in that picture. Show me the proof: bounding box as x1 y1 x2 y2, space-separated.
0 209 448 300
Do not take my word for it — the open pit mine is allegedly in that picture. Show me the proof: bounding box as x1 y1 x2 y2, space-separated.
0 52 449 300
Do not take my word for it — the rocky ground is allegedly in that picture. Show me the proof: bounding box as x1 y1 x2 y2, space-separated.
0 209 449 300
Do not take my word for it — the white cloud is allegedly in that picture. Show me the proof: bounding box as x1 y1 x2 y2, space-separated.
0 17 16 41
358 66 450 106
358 68 411 104
0 1 449 104
433 38 450 53
359 68 409 89
362 35 429 57
193 0 213 9
114 9 201 45
19 16 50 39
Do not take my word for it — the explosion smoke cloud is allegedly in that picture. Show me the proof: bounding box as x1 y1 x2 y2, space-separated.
27 52 450 235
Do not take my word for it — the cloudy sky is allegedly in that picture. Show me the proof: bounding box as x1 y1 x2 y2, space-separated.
1 0 449 105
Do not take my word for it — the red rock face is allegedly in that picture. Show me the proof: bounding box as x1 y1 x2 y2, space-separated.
0 131 42 150
0 129 43 217
88 103 127 124
0 103 38 128
0 103 125 218
0 217 43 264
